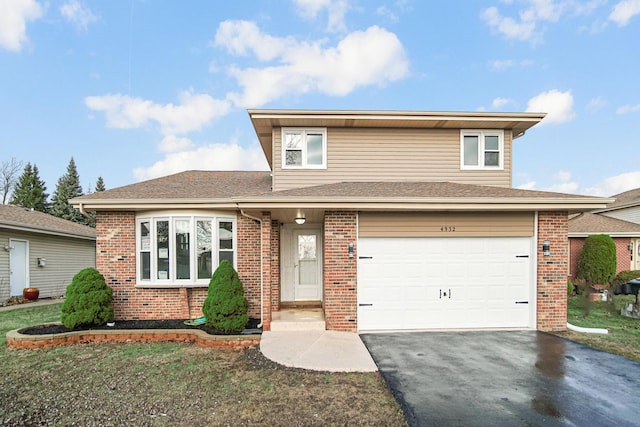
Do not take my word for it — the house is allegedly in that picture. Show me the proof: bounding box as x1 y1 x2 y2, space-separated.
71 109 611 332
569 188 640 279
0 204 96 300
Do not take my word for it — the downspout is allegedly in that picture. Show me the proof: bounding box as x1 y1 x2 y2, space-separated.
240 209 264 329
77 203 96 222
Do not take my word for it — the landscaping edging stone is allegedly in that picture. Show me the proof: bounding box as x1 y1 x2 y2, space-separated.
6 323 260 350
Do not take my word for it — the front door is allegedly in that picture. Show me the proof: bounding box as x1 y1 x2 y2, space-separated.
293 230 322 300
634 239 640 271
9 239 28 297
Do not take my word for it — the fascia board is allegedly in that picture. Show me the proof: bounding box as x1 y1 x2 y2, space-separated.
0 224 96 240
569 232 640 238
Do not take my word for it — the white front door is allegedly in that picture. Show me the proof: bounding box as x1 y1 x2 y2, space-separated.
634 239 640 271
293 230 322 300
9 239 29 297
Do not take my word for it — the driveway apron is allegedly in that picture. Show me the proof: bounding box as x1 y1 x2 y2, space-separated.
361 331 640 427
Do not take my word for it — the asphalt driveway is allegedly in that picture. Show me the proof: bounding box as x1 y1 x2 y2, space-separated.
361 331 640 427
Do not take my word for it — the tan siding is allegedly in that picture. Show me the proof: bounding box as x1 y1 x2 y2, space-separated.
0 230 95 299
273 128 512 191
359 212 534 237
0 232 9 300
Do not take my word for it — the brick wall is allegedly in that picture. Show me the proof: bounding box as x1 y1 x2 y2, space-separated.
323 211 357 332
569 237 633 280
260 212 272 331
270 219 281 312
96 211 263 321
537 211 569 331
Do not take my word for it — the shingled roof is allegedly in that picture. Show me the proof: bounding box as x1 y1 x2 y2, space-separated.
595 187 640 212
0 204 96 240
569 212 640 236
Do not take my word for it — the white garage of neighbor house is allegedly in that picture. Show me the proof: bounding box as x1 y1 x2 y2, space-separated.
0 204 96 301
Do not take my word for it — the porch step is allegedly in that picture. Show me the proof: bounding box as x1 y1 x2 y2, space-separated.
270 308 326 331
280 301 323 309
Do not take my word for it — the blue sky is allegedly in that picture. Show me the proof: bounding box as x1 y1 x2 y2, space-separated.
1 0 639 197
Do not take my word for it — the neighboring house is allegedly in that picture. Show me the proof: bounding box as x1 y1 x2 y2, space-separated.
72 110 611 333
0 204 96 300
569 188 640 278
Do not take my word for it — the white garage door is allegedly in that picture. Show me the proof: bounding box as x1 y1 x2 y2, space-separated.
358 237 534 331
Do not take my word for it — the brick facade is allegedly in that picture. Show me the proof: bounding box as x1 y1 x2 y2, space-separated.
323 211 358 332
96 211 262 322
537 211 569 332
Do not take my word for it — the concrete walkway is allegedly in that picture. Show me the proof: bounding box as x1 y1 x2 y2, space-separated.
260 330 378 372
0 298 62 313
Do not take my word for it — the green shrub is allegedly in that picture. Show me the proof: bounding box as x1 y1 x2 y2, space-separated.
612 270 640 286
202 260 249 333
577 234 617 286
61 268 114 329
567 280 575 296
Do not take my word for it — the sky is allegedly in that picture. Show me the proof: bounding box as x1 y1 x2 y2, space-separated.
1 0 639 198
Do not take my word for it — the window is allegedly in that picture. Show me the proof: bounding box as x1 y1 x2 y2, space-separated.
460 130 504 170
136 215 235 286
282 128 327 169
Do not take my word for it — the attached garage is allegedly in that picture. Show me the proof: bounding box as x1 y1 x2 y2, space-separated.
357 212 536 331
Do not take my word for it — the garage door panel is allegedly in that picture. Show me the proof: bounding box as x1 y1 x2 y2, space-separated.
358 237 533 331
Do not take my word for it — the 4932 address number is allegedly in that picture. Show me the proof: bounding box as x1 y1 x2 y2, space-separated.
440 226 456 232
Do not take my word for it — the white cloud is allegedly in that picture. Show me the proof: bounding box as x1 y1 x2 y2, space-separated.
0 0 43 52
85 90 231 135
609 0 640 26
526 89 576 124
293 0 349 32
517 181 537 190
158 135 194 153
481 6 537 42
489 58 533 71
60 0 97 31
584 171 640 196
133 142 269 182
543 170 579 193
586 96 607 112
215 21 409 107
492 97 514 109
616 104 640 114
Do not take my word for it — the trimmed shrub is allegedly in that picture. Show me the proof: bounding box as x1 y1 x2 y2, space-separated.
202 260 249 333
61 268 114 329
577 234 617 286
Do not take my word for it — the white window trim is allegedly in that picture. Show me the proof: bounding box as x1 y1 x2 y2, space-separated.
135 214 236 288
460 129 504 171
281 127 327 169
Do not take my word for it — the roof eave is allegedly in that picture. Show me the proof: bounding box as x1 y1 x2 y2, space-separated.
0 223 96 240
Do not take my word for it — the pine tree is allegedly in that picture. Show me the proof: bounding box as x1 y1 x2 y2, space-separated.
50 157 85 224
95 176 106 192
10 163 49 212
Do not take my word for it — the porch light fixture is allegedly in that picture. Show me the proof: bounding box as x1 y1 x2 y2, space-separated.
295 216 306 225
542 240 551 256
628 241 634 252
348 242 354 258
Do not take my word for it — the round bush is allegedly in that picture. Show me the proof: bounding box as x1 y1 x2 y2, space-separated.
202 260 249 333
61 267 114 329
577 234 617 286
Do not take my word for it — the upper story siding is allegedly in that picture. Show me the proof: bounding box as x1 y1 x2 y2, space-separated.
272 127 513 191
601 206 640 225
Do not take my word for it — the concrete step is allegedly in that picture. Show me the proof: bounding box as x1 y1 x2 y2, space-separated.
270 308 326 331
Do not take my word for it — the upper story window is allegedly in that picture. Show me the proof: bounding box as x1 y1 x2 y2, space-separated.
282 128 327 169
460 130 504 170
137 214 236 287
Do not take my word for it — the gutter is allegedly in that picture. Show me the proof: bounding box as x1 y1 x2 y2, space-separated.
77 203 96 222
240 209 264 329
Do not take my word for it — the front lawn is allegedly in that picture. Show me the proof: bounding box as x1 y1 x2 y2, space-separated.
0 303 406 426
555 295 640 362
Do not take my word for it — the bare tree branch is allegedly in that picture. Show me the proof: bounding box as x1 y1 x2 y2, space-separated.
1 157 24 204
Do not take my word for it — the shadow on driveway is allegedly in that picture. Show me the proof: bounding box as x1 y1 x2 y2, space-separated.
361 331 640 427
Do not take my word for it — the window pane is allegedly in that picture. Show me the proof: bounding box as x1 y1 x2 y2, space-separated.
140 221 150 250
219 221 233 250
306 133 323 165
175 219 190 280
141 252 150 280
285 150 302 166
197 220 212 280
219 251 234 265
485 135 499 150
284 132 302 149
485 152 499 166
463 136 479 166
156 220 169 280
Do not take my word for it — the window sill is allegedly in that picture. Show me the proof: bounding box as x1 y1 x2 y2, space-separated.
135 283 210 289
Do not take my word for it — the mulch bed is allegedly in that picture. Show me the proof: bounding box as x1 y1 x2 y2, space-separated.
18 318 262 336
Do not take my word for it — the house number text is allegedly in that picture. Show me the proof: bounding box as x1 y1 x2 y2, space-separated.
440 226 456 232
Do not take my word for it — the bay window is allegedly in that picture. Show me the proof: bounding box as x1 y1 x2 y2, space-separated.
136 214 235 286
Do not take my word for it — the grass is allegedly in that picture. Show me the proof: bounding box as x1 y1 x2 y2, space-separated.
0 303 407 426
555 294 640 362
